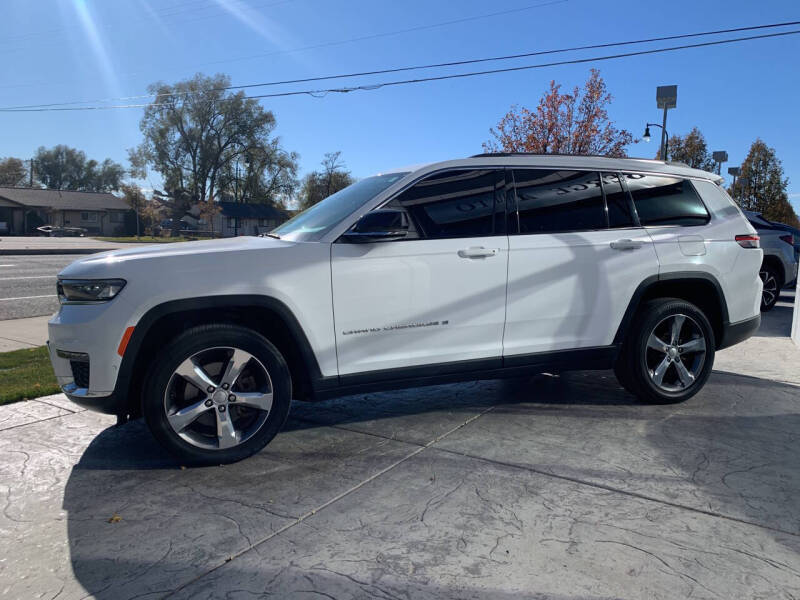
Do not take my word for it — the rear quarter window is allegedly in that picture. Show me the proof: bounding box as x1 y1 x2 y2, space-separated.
624 174 710 226
691 179 743 219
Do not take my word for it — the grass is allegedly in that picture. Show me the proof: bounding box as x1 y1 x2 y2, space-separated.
93 235 197 243
0 346 60 406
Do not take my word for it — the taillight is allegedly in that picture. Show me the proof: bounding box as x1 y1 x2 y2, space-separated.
779 234 794 246
735 234 760 248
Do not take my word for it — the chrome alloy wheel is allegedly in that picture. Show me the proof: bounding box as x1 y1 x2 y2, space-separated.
163 347 273 450
645 314 707 393
759 269 778 307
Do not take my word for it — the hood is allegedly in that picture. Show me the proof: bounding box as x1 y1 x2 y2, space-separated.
59 236 293 278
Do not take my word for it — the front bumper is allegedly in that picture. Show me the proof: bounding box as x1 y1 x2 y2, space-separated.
46 340 123 414
46 298 135 414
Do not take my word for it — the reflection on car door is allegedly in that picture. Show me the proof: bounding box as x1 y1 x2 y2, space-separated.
504 169 660 358
331 169 510 375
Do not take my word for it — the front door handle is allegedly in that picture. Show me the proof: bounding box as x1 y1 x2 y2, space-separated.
458 247 498 259
610 239 643 250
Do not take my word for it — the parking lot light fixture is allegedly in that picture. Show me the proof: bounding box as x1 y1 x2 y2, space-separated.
713 151 728 176
655 85 677 161
728 166 740 191
643 123 668 158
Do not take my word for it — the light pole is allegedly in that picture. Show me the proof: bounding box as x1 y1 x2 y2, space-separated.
728 166 740 195
642 123 669 160
655 85 677 160
712 151 728 176
737 177 749 204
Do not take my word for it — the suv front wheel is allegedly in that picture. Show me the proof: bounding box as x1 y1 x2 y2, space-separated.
615 298 715 404
142 324 292 465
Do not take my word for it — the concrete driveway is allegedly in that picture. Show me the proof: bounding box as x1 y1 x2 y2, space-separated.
1 296 799 599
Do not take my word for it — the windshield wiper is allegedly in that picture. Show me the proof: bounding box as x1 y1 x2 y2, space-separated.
264 233 281 239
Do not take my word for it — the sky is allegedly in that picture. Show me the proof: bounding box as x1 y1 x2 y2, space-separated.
2 0 799 212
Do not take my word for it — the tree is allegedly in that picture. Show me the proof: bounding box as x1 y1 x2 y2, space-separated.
215 142 298 208
0 157 28 186
196 197 221 234
656 127 715 171
130 73 298 213
298 152 354 210
484 69 634 157
34 145 124 191
730 139 798 227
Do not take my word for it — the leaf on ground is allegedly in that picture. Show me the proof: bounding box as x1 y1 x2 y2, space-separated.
108 514 122 524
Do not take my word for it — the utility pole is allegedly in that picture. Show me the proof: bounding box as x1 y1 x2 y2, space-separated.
29 158 34 187
234 160 240 237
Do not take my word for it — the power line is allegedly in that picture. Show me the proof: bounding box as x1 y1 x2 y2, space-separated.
4 20 799 111
2 28 798 112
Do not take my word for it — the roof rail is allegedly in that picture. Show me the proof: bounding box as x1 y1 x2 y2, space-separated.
470 152 669 162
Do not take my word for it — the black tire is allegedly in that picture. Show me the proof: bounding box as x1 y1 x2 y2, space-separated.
759 263 782 312
615 298 715 405
142 324 292 466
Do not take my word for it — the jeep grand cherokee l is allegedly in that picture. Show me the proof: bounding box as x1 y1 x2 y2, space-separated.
48 154 763 464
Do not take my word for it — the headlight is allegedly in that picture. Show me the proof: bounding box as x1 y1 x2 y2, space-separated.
57 279 126 303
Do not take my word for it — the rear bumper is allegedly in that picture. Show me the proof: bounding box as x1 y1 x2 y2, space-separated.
718 314 761 350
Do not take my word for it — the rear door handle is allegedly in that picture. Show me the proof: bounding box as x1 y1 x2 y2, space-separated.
458 247 499 259
610 239 643 250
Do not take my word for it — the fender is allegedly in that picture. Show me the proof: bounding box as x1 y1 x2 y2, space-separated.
613 271 730 347
114 294 324 404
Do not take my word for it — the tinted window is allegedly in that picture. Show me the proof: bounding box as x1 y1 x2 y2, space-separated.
625 174 709 226
273 172 408 241
602 172 635 228
513 169 606 233
390 169 504 239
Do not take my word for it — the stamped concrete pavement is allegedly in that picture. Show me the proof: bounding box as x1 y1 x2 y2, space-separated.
0 306 798 599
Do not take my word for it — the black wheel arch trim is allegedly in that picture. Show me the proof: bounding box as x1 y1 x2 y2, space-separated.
113 295 324 414
613 271 730 347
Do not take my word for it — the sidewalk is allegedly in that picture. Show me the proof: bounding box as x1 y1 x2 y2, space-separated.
0 236 132 255
0 315 50 351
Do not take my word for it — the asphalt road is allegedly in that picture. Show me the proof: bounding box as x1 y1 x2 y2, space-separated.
0 255 76 320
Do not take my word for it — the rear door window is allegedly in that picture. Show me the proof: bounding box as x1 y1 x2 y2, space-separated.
602 172 635 228
624 174 709 226
512 169 606 233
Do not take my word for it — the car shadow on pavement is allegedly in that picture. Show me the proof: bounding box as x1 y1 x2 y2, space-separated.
62 370 800 598
756 292 794 337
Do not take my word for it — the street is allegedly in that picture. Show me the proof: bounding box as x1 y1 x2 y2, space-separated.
0 254 74 320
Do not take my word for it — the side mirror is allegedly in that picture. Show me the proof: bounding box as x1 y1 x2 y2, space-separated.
341 209 409 243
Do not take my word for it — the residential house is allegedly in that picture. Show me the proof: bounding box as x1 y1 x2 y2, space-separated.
0 187 130 235
194 201 290 237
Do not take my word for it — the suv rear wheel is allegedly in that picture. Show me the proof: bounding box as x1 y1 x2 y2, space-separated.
615 298 715 404
142 324 292 465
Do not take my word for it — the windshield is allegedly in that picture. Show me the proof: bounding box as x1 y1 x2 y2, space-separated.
273 172 410 241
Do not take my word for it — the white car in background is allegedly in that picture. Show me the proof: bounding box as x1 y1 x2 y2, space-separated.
47 154 763 464
744 211 798 310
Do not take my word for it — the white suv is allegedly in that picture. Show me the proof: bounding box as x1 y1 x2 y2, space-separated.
48 155 763 464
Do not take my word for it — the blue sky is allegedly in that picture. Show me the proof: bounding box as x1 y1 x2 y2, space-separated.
2 0 799 212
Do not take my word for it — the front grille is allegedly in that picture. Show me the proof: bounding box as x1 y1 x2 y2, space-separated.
70 360 90 389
